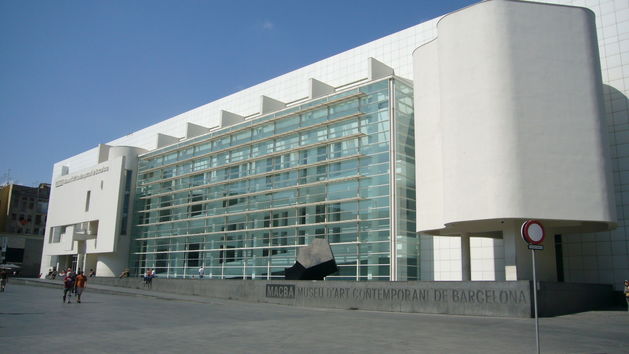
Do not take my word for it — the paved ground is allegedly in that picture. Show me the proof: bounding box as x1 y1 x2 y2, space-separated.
0 281 627 354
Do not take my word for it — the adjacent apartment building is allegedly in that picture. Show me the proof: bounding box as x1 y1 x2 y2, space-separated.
0 183 50 276
40 0 629 290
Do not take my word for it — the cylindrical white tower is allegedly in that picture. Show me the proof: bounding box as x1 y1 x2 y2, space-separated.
413 0 616 280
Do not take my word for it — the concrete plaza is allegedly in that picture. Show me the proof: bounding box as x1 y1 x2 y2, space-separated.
1 281 627 353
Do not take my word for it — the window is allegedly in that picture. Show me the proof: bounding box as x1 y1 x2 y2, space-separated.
219 245 236 263
190 193 203 217
275 116 299 134
159 209 171 222
187 243 200 267
190 174 204 186
85 191 91 212
5 248 24 263
253 123 274 140
37 202 48 214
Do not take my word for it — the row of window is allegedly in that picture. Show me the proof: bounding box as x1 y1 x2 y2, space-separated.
7 226 45 236
140 161 388 210
138 189 390 228
139 139 380 197
139 84 390 171
137 215 392 240
10 197 48 213
140 220 389 241
139 123 390 196
10 213 46 225
142 113 374 179
139 107 389 184
141 161 389 211
139 160 389 210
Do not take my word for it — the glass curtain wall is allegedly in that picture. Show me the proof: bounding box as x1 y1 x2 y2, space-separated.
392 79 419 280
129 77 417 280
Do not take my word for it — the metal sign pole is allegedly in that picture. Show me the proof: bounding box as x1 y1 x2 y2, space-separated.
521 220 544 354
532 249 540 354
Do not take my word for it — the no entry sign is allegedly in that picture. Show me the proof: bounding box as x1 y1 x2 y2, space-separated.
521 220 545 245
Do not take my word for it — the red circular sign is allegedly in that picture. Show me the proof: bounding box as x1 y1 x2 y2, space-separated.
521 220 545 245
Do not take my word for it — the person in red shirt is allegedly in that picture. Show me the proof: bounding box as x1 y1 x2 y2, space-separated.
75 271 87 303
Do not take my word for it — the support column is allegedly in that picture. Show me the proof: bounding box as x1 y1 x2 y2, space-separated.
77 240 86 273
503 221 519 281
461 233 471 281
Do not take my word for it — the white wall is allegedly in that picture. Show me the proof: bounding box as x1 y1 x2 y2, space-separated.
45 157 124 252
553 0 629 290
41 146 145 277
414 0 615 235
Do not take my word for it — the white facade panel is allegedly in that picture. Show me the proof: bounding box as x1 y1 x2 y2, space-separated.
41 146 145 277
46 157 124 253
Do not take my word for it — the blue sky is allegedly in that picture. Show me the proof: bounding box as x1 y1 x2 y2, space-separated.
0 0 476 186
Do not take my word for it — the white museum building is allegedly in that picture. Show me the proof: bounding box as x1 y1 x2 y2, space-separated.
40 0 629 291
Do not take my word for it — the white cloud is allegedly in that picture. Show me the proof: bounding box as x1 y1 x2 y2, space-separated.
262 20 274 30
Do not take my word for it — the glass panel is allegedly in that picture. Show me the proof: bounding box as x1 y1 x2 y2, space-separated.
131 79 401 280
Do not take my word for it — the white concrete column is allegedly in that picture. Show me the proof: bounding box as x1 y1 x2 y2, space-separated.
461 233 471 281
503 221 519 281
77 240 86 272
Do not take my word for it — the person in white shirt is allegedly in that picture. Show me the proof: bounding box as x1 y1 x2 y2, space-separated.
198 266 205 279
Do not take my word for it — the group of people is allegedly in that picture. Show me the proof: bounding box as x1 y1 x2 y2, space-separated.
119 267 155 288
62 268 87 303
47 267 95 280
46 268 58 280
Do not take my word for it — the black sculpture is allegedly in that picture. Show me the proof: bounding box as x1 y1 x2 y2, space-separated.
285 238 338 280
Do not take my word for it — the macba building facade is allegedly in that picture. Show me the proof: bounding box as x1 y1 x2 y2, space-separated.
40 0 629 290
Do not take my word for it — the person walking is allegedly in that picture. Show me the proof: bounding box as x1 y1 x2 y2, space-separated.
66 268 77 294
62 271 75 303
198 266 205 279
144 268 153 289
75 271 87 303
0 269 8 292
